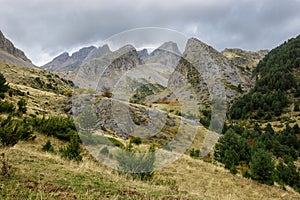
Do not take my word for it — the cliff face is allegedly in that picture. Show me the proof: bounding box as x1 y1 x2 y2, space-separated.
167 38 252 106
0 30 32 63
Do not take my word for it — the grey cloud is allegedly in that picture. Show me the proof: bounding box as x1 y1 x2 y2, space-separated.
0 0 299 65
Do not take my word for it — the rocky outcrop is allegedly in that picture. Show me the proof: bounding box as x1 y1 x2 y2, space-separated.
74 44 140 90
137 49 148 60
167 37 252 114
222 48 268 70
0 30 32 63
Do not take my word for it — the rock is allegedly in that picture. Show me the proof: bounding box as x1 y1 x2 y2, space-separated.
0 30 32 64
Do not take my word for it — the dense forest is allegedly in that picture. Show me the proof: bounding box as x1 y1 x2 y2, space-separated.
215 123 300 190
229 35 300 120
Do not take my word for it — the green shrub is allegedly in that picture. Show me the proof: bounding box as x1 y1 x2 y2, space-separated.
0 116 35 147
115 144 155 181
0 73 9 95
60 134 82 161
31 116 76 141
108 137 124 148
100 146 109 155
0 101 15 113
42 140 55 152
17 98 27 114
189 148 200 158
130 137 142 145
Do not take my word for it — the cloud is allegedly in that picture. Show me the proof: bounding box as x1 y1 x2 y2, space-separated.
0 0 299 65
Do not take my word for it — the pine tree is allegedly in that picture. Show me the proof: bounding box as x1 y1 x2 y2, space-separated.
17 98 27 114
250 148 275 185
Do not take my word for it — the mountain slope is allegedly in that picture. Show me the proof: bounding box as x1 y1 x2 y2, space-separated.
0 30 35 67
0 30 31 63
229 34 300 120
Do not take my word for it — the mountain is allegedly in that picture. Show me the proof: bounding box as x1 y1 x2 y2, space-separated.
73 44 140 90
1 33 300 199
0 30 34 67
158 38 252 113
42 45 111 72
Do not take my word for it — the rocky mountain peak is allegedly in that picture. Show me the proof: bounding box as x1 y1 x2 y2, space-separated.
151 41 181 56
53 52 69 62
137 49 148 59
0 30 32 63
42 45 100 71
71 46 96 59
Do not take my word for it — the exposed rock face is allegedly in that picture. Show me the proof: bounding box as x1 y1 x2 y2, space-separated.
168 38 251 107
0 30 32 63
74 44 141 90
222 48 268 70
137 49 148 60
42 45 111 71
83 44 111 63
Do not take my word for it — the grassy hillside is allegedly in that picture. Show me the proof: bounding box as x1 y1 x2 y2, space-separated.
0 61 73 116
1 133 300 200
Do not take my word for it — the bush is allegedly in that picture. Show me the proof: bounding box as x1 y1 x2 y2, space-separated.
17 98 27 114
60 134 82 161
100 146 109 155
189 148 200 158
108 137 124 148
0 73 9 95
31 116 76 141
250 148 275 185
0 116 35 147
42 140 55 152
101 86 112 98
0 100 15 113
115 144 155 181
130 137 142 145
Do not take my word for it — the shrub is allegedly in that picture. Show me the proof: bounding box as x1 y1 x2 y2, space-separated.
0 116 35 147
0 100 15 113
108 137 124 148
115 144 155 181
100 146 109 155
250 148 275 185
189 148 200 158
17 98 27 114
31 116 76 141
42 140 55 152
60 134 82 161
101 86 112 98
130 137 142 145
0 72 9 95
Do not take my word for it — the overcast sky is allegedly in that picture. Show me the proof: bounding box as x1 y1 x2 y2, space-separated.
0 0 300 66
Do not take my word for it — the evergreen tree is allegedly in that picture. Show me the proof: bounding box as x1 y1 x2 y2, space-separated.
0 73 9 93
250 148 275 185
17 98 27 114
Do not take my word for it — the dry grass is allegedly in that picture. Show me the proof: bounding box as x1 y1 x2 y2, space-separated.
0 61 72 116
1 133 299 199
